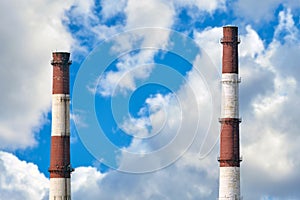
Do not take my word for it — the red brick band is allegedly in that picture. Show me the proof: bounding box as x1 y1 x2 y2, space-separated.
219 118 241 167
51 52 71 94
49 136 73 178
221 26 239 74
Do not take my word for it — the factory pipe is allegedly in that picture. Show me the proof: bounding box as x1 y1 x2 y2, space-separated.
49 52 73 200
218 26 241 200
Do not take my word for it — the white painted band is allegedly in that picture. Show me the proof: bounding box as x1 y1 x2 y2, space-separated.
221 73 239 118
49 178 71 200
219 167 240 200
52 94 70 136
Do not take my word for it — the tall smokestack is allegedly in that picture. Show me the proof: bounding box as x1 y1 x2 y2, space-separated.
218 26 241 199
49 52 73 200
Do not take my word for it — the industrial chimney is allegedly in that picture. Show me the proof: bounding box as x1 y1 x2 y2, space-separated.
218 26 241 199
49 52 73 200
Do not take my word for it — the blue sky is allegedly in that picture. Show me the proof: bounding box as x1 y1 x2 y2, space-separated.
1 0 300 199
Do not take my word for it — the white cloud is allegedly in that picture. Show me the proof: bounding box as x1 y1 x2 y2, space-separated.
72 167 105 199
121 115 151 138
74 0 229 98
120 93 179 141
125 0 175 29
275 8 297 38
240 25 265 58
65 0 123 56
113 47 220 173
0 151 49 200
235 9 300 199
86 0 176 97
234 0 300 23
193 26 222 68
97 51 156 96
100 0 127 20
0 0 74 149
173 0 226 13
98 0 226 25
72 163 216 200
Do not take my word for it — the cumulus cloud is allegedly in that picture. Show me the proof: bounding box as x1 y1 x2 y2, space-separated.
234 0 300 23
64 0 123 56
0 0 74 149
72 166 105 199
235 9 300 199
66 0 176 55
173 0 226 13
193 26 223 68
100 0 127 20
72 163 217 200
97 51 157 96
116 68 217 174
0 151 49 200
125 0 175 29
95 0 176 96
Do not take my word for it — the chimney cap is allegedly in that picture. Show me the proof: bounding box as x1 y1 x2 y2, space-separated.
223 25 238 28
52 51 70 55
